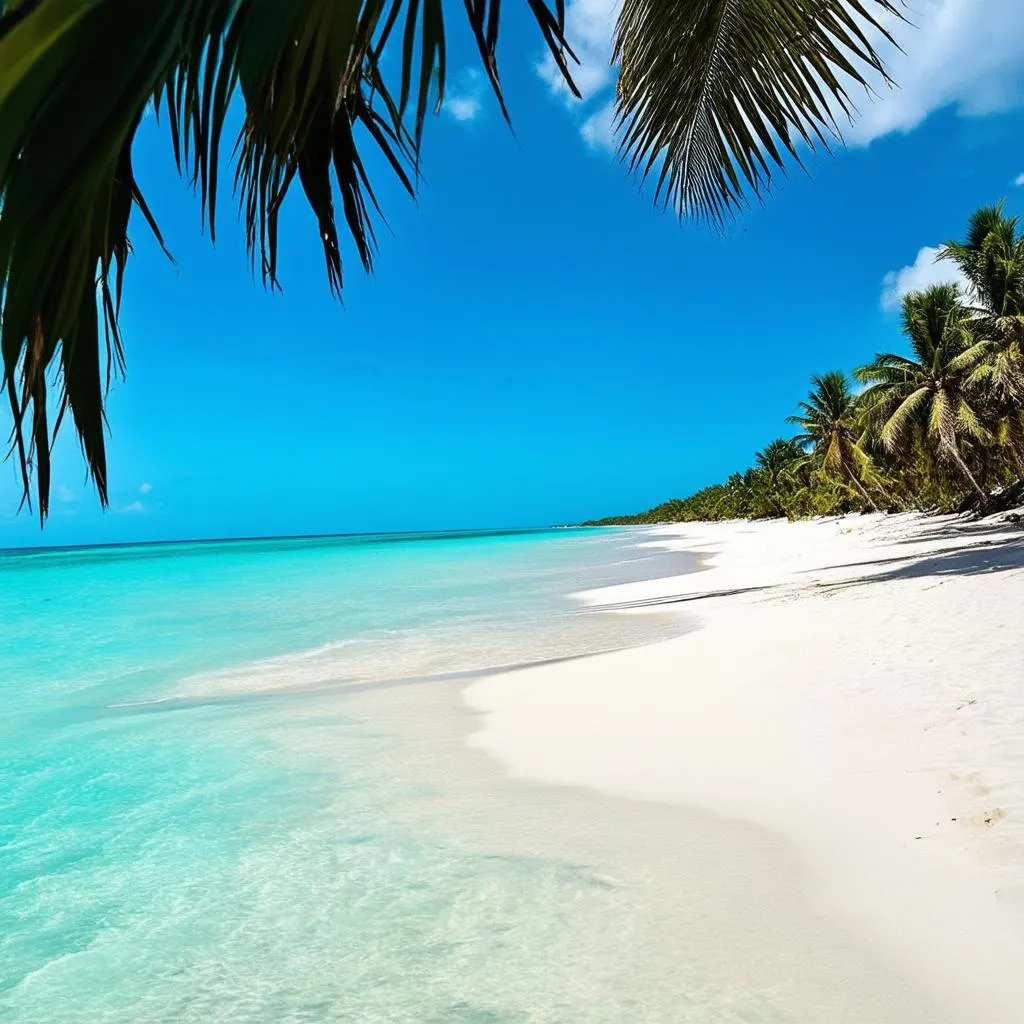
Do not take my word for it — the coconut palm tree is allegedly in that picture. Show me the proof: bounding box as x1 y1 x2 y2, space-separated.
938 202 1024 406
1 0 907 520
754 438 806 517
855 284 993 509
787 371 883 512
939 203 1024 320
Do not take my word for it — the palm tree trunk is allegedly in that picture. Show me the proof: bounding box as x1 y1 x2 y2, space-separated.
843 462 881 513
945 441 990 511
1008 438 1024 483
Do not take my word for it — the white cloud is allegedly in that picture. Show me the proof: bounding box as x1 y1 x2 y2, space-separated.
536 0 620 150
446 96 481 122
839 0 1024 145
139 481 152 494
57 484 76 503
444 70 484 123
122 500 146 514
581 101 619 151
880 246 969 312
1014 173 1024 186
538 0 619 104
540 0 1024 152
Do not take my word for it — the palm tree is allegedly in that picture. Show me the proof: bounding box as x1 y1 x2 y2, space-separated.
2 0 908 520
787 372 883 512
754 438 806 517
855 285 992 509
940 203 1024 319
938 202 1024 406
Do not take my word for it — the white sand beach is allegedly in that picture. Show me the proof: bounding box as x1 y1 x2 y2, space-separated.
464 514 1024 1024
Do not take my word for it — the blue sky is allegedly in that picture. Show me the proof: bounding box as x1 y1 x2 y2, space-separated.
3 0 1024 546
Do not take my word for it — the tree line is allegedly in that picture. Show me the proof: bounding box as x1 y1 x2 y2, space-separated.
587 204 1024 527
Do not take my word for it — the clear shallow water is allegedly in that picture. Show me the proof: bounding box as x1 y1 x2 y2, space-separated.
1 527 698 1022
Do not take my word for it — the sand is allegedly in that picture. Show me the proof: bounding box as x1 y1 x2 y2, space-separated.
463 513 1024 1024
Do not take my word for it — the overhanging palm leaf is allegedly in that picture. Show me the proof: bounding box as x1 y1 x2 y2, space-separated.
613 0 903 223
0 0 578 520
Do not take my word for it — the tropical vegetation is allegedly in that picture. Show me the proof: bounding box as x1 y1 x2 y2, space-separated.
2 0 909 520
586 204 1024 527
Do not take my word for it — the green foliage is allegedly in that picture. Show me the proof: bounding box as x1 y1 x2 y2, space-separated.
1 0 914 524
857 285 992 504
614 0 901 223
590 204 1024 527
0 0 578 520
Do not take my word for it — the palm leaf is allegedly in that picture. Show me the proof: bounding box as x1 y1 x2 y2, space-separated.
878 385 929 453
928 388 956 449
946 339 991 376
855 352 919 386
1 0 577 520
955 398 991 444
939 202 1024 318
613 0 902 223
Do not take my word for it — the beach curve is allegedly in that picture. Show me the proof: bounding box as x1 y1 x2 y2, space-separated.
463 513 1024 1023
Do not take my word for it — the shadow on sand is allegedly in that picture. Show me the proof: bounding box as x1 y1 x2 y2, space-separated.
817 533 1024 592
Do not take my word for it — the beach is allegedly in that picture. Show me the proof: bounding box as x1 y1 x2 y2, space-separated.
465 513 1024 1023
8 6 1024 1019
4 518 1024 1022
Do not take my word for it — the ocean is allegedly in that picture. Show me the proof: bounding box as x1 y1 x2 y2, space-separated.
1 527 699 1023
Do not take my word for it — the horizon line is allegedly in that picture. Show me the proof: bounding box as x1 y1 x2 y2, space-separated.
0 523 589 558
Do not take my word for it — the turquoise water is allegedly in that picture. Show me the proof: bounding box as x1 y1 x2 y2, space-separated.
1 528 694 1022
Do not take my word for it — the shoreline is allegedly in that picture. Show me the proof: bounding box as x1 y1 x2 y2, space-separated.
462 513 1024 1023
328 626 955 1023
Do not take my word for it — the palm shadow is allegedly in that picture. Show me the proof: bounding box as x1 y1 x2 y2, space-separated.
889 518 1023 546
818 536 1024 591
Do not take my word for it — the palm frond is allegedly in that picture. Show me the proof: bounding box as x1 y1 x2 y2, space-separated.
927 388 957 450
955 398 991 444
939 201 1024 319
878 385 929 453
855 352 919 386
822 432 844 474
1 0 577 519
946 339 992 376
613 0 902 223
899 283 964 366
